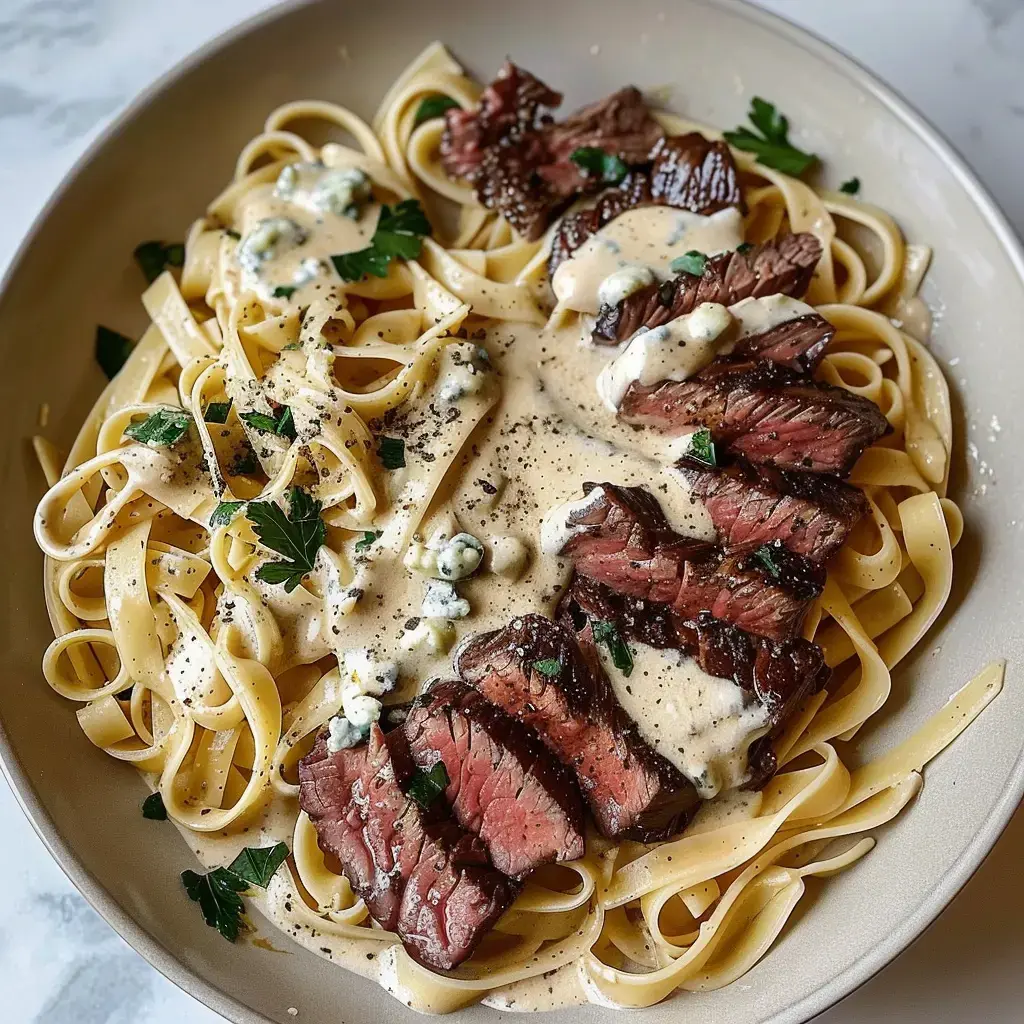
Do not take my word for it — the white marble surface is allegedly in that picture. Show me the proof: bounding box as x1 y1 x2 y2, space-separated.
2 0 1022 1021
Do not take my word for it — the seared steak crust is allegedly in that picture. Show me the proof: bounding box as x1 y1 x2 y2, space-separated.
403 680 585 879
455 614 700 842
592 234 824 344
298 728 518 971
679 458 868 562
620 359 890 476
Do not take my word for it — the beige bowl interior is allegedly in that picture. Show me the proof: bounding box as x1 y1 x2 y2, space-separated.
1 1 1022 1022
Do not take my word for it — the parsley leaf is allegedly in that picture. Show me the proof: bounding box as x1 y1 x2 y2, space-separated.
246 487 326 593
355 530 381 552
227 842 289 888
736 241 754 254
240 406 296 442
204 400 232 424
840 176 861 195
751 543 782 579
569 147 629 185
134 240 185 283
330 199 431 282
414 94 459 126
124 408 192 447
96 325 134 379
210 501 245 527
592 620 633 677
142 792 167 820
724 97 818 177
684 428 718 467
272 285 297 299
377 435 406 470
670 250 707 276
406 762 449 809
181 867 249 942
532 658 562 678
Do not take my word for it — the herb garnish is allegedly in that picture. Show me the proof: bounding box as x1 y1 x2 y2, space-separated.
414 94 459 126
204 400 232 424
406 762 449 809
569 147 629 186
96 325 134 379
124 408 191 447
724 98 818 177
133 240 185 284
224 228 241 240
354 530 382 552
246 487 326 592
240 405 297 442
670 250 707 276
181 841 289 942
331 199 431 282
142 792 167 820
839 176 861 195
737 241 754 254
684 428 718 467
210 501 245 527
592 620 633 677
751 543 782 579
272 284 297 299
229 445 260 476
377 435 406 470
532 659 562 678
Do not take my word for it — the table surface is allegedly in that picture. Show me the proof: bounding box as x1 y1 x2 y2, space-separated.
2 0 1022 1021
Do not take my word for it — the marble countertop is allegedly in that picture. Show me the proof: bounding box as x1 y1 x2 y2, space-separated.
1 0 1022 1021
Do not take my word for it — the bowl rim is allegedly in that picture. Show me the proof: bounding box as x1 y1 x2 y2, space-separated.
2 1 1023 1022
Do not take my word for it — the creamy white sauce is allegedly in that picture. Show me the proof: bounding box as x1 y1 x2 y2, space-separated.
730 293 817 337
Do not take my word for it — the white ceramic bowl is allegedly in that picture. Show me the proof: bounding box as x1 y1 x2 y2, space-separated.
2 2 1022 1022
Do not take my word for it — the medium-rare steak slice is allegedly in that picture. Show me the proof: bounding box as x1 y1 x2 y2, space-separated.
455 614 700 842
679 458 868 562
561 575 829 789
620 359 890 476
298 728 518 971
550 483 823 641
403 679 585 879
592 234 824 344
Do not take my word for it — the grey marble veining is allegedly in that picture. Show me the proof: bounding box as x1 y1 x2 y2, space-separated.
1 1 1022 1022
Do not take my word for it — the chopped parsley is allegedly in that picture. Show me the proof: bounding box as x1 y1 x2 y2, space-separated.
133 240 185 283
224 228 241 240
414 94 459 126
246 487 326 592
569 146 629 186
737 241 754 254
204 400 232 424
724 97 818 177
670 250 707 276
839 176 861 195
331 199 431 281
532 659 562 678
377 435 406 470
751 543 782 579
227 841 289 888
592 620 633 677
124 408 191 447
406 761 449 809
142 792 167 820
354 530 382 552
272 284 297 299
240 405 296 442
95 325 134 379
210 501 245 527
229 445 259 476
684 428 718 467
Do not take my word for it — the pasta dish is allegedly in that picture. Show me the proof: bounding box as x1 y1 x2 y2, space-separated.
31 42 1002 1013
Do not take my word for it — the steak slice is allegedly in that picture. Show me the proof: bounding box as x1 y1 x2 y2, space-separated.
403 679 585 879
592 234 824 344
561 575 829 789
551 483 823 642
298 727 518 971
455 614 700 842
620 359 890 476
679 458 868 562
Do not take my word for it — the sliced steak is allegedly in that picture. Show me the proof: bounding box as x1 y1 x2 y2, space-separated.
298 727 517 971
552 483 823 641
561 575 829 789
402 680 585 879
592 234 824 344
620 359 890 476
679 458 868 562
455 614 700 842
